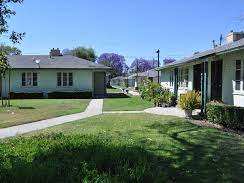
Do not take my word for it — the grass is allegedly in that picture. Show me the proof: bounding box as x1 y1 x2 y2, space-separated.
16 113 244 182
104 88 154 111
0 99 90 128
106 87 122 93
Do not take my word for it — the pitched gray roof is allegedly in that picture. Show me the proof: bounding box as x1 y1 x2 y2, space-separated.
7 55 111 70
157 38 244 70
128 69 160 78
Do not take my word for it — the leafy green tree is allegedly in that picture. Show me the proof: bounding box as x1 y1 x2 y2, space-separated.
0 44 22 55
0 0 25 106
72 47 96 62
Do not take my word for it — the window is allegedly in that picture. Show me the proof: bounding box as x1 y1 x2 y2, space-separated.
236 60 241 90
170 71 174 87
63 73 68 86
22 73 26 86
69 73 73 86
33 73 38 86
57 72 73 87
21 72 38 87
178 68 189 87
57 72 62 86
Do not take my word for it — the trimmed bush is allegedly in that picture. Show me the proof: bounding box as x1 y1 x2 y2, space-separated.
48 92 92 99
10 92 44 99
207 102 244 131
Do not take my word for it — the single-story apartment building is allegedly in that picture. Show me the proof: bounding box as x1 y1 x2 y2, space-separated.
0 49 111 99
110 76 135 88
157 31 244 111
128 69 160 88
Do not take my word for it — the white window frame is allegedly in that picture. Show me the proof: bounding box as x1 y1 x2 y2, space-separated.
21 72 38 87
57 72 73 87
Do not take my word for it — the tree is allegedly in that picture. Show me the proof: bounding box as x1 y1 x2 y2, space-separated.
130 58 154 73
97 53 128 77
0 0 25 43
72 47 96 62
0 0 25 106
0 44 22 55
163 58 176 65
62 48 72 55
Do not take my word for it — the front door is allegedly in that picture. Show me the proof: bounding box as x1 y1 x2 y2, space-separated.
0 76 2 97
94 72 106 96
193 64 201 92
211 60 222 101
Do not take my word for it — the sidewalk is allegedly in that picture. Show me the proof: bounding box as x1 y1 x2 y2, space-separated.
0 99 103 139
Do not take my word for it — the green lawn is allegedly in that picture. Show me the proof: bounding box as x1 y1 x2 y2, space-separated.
104 88 153 111
2 113 243 182
106 87 122 93
0 99 90 128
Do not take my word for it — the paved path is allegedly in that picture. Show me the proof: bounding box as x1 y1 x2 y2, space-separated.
103 111 144 114
144 107 200 117
0 99 103 139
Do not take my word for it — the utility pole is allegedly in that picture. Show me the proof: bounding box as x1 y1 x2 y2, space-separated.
156 49 160 84
135 59 139 90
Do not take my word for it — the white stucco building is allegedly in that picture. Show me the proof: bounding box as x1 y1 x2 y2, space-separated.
128 69 160 88
0 49 111 98
157 31 244 110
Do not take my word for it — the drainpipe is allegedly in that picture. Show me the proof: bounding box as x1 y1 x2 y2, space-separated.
174 68 178 97
201 61 208 114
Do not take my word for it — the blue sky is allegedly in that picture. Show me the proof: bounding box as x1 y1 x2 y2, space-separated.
2 0 244 65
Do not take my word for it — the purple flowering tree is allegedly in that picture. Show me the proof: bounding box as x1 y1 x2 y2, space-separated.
129 58 154 73
97 53 128 77
163 58 176 65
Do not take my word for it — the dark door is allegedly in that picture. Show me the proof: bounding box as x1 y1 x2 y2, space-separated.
0 76 2 97
94 72 106 96
211 60 222 101
193 64 201 92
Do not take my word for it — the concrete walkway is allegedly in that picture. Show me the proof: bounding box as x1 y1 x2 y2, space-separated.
0 99 103 139
144 107 200 117
103 111 144 114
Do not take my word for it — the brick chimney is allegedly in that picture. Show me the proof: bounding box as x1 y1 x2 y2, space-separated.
50 48 61 57
226 31 244 44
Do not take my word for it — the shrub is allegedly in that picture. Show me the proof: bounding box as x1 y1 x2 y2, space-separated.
178 91 200 111
207 102 244 131
0 134 164 182
48 92 92 99
139 80 175 107
10 92 44 99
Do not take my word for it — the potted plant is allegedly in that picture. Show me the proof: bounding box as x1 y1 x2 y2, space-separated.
178 90 200 118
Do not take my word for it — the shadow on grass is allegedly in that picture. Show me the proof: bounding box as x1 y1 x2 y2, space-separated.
145 120 244 182
1 128 244 182
106 93 131 98
18 106 35 110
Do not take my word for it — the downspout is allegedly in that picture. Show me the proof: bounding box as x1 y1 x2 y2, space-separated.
200 61 208 114
174 68 178 97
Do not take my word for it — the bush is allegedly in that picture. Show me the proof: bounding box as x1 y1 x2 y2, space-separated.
48 92 92 99
139 80 174 107
10 92 44 99
0 134 164 182
178 91 200 111
207 102 244 131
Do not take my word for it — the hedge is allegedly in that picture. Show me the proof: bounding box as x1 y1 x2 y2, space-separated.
48 92 92 99
207 102 244 131
10 92 44 99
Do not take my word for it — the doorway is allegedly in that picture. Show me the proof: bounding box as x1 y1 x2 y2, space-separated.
193 64 201 92
211 60 222 101
93 72 106 96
